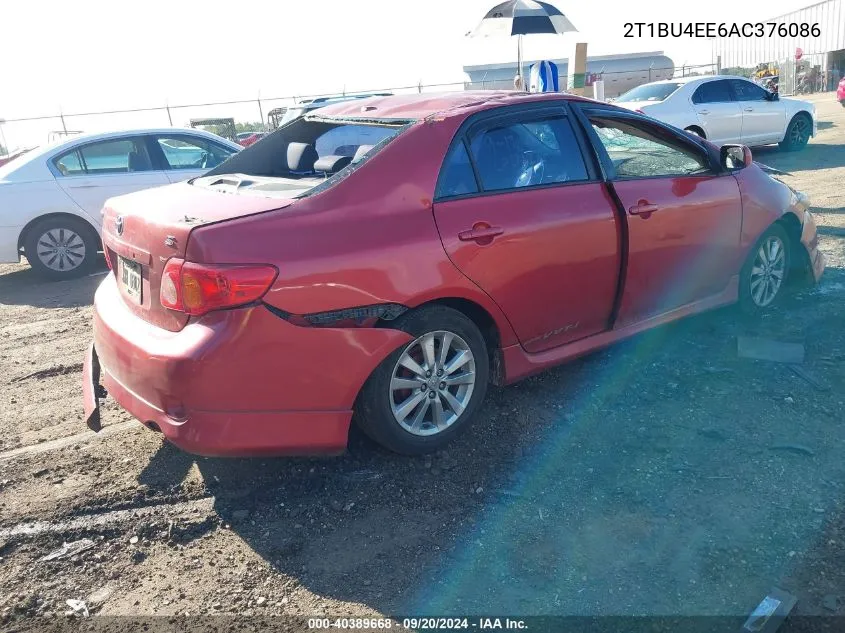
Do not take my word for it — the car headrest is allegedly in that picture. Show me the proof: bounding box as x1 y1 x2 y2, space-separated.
287 142 318 173
313 155 352 175
352 144 375 163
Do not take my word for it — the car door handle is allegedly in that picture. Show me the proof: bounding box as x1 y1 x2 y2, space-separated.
69 184 98 189
697 109 710 115
458 223 504 244
628 202 659 216
744 107 754 112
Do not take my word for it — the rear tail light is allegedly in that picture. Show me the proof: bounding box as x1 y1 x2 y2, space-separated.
160 258 278 316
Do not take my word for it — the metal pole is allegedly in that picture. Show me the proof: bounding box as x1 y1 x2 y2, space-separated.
166 102 173 126
517 34 524 89
256 93 265 132
60 111 68 134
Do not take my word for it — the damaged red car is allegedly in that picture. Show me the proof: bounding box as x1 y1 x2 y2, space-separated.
83 91 824 456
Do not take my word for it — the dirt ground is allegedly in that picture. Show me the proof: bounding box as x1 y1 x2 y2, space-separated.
1 93 844 630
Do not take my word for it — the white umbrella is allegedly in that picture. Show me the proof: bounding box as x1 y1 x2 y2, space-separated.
468 0 578 88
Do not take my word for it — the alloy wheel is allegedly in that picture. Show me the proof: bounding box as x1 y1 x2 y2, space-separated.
389 330 476 436
36 228 87 272
750 235 786 307
789 118 809 145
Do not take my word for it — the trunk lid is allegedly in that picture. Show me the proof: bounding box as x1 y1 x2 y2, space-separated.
102 181 299 331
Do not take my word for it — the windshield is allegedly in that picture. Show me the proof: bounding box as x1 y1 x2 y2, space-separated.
616 82 683 103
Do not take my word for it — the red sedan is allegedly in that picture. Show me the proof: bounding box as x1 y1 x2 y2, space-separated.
83 92 824 456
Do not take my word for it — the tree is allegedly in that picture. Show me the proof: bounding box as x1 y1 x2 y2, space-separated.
235 122 264 134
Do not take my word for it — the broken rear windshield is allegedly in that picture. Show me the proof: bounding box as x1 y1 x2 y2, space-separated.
201 116 408 184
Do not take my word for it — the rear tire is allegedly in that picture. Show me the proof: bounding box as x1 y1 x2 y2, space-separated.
738 224 791 316
23 216 99 281
355 306 489 455
779 114 812 151
685 126 705 139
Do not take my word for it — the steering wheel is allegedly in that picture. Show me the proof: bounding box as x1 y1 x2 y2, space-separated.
515 151 545 187
198 151 210 169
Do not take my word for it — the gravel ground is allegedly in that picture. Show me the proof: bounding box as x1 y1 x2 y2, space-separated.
0 93 844 629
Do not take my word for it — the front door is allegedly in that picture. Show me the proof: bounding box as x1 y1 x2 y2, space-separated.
579 108 743 327
728 79 786 145
53 137 169 219
432 106 620 353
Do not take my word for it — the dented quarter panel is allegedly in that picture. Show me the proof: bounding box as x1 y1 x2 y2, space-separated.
185 117 521 348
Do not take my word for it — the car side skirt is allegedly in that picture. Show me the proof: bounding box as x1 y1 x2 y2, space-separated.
501 276 739 384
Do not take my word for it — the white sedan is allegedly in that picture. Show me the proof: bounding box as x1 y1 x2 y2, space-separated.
614 75 816 151
0 128 240 280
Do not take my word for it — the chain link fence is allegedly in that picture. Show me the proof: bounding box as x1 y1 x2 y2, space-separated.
0 64 718 153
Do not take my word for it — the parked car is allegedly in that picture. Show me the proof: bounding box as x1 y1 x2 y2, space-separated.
267 93 393 130
0 128 240 279
837 77 845 107
236 131 265 147
83 91 824 457
615 76 816 151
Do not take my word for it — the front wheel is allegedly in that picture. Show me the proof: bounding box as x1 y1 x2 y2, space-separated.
739 224 790 315
23 216 99 281
779 114 811 151
355 306 489 455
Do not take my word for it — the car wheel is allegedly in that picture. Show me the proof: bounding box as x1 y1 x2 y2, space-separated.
23 217 99 281
685 126 705 138
355 305 489 455
779 114 811 151
739 224 790 315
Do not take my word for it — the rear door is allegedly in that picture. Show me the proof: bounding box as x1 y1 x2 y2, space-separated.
577 107 743 326
728 79 786 145
53 137 169 219
432 104 620 353
690 79 743 144
147 134 239 183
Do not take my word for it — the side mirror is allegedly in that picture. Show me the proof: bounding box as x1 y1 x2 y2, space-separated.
721 144 753 171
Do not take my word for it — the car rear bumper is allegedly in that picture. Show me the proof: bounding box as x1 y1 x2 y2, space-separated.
84 275 411 457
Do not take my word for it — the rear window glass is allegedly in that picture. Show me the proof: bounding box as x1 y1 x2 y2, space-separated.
616 83 682 103
199 116 408 188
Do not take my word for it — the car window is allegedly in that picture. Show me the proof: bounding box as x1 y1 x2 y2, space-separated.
588 116 710 178
692 80 734 104
157 136 236 170
436 142 478 198
616 82 683 103
314 125 398 160
730 79 769 101
54 150 85 176
54 139 151 176
468 115 588 192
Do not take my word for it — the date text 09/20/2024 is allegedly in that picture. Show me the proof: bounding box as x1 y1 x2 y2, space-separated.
624 22 821 38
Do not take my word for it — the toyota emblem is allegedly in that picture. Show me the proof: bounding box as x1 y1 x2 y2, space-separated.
115 216 124 236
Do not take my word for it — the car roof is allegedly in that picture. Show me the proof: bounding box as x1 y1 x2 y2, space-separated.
644 75 751 86
312 91 594 122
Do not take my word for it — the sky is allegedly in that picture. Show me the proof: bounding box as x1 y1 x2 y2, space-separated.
0 0 812 149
